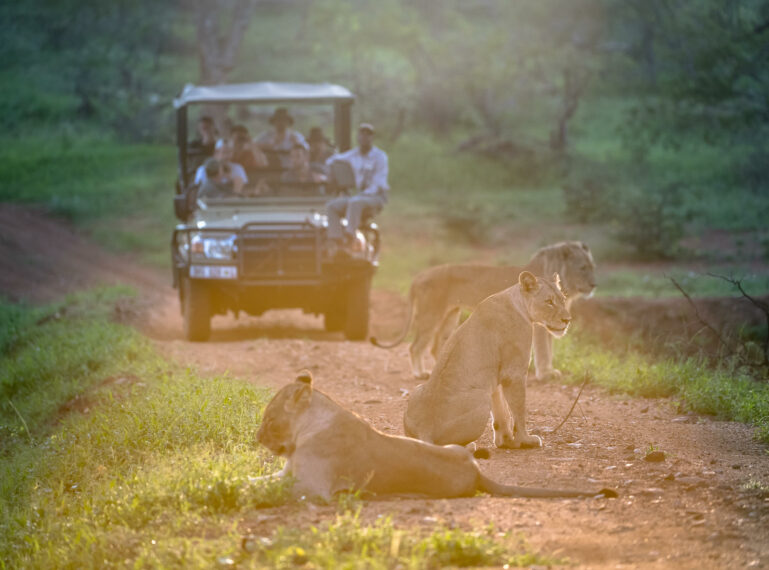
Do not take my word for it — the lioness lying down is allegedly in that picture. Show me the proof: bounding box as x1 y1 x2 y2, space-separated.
404 271 568 449
256 372 615 500
372 241 596 379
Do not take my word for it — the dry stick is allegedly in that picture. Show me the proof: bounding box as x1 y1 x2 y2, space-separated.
706 272 769 366
8 399 34 445
668 275 735 355
550 372 590 435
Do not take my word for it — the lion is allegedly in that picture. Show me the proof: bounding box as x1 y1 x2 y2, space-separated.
256 371 615 500
403 271 569 450
372 241 596 379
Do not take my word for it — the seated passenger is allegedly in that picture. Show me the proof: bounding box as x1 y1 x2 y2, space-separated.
255 108 308 167
194 140 247 194
308 126 334 176
197 158 234 200
282 143 327 184
188 116 217 158
231 125 268 171
325 123 389 251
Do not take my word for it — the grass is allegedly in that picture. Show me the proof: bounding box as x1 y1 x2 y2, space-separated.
0 291 555 569
0 135 176 267
554 328 769 443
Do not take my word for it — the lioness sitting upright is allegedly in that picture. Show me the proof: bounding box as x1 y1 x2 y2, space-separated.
372 241 595 379
404 271 569 449
256 372 614 500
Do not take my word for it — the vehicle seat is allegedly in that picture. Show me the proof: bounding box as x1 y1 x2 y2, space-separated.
328 159 356 195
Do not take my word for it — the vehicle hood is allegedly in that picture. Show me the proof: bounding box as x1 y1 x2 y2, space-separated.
190 205 327 231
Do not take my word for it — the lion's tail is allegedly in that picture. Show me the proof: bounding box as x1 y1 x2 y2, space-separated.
478 474 617 499
369 284 415 349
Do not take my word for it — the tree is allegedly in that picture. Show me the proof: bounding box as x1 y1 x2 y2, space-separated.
193 0 260 85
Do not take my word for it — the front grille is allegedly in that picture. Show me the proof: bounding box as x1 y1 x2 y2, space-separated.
239 228 321 279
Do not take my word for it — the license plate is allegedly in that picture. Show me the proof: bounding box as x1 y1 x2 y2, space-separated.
189 265 238 279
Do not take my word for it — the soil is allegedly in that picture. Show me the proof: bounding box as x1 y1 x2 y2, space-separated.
2 203 768 569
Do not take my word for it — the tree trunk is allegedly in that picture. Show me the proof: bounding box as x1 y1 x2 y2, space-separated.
195 0 258 86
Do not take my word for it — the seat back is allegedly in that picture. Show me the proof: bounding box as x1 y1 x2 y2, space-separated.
328 159 356 194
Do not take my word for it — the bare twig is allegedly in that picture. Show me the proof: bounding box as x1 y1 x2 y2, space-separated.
668 275 735 355
8 399 34 445
706 273 769 365
551 372 590 435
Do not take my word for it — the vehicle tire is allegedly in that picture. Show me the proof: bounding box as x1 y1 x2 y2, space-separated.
182 277 211 341
344 275 371 341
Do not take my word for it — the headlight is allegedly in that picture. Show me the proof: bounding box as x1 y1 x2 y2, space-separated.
175 232 190 261
190 233 237 261
348 230 369 258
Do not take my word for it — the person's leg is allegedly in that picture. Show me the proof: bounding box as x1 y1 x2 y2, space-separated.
326 196 349 240
344 194 384 237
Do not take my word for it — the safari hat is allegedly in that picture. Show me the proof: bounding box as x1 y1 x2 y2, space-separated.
358 122 375 134
269 107 294 126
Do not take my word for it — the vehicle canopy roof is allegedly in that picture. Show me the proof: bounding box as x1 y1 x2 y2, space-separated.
173 81 355 108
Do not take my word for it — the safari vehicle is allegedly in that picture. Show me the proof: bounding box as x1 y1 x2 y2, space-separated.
171 82 379 341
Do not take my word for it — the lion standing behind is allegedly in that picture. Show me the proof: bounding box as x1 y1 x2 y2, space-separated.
372 241 596 379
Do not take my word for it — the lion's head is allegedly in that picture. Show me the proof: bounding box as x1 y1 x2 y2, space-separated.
256 372 314 456
529 241 596 300
519 271 571 338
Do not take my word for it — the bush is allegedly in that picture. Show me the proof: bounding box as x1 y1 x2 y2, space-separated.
610 182 689 259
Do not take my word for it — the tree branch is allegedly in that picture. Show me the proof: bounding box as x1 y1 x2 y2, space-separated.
668 275 736 355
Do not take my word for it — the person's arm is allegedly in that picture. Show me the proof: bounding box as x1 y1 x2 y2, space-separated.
193 165 205 186
361 151 389 195
231 163 247 194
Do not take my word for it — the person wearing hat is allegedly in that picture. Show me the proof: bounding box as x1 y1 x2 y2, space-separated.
325 123 389 251
255 108 308 167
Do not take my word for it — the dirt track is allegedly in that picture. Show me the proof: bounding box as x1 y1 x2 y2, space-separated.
3 203 769 569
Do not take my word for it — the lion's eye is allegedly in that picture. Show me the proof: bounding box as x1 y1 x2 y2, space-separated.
546 299 555 306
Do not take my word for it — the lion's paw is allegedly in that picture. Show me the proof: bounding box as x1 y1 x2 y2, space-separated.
518 434 542 449
535 369 562 383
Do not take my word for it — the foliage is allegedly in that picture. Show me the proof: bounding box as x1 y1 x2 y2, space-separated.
1 1 176 140
241 510 553 569
0 292 553 569
610 182 689 259
554 329 769 443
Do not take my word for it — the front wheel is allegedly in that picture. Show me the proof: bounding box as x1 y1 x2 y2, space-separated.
182 277 211 341
344 275 371 341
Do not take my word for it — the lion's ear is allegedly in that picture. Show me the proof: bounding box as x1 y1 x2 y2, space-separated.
295 370 313 385
519 271 539 293
285 382 312 412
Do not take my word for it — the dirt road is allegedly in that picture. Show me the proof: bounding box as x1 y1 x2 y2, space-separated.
3 204 768 569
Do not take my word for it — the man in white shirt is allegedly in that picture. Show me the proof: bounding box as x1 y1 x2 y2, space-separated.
194 139 247 194
325 123 389 248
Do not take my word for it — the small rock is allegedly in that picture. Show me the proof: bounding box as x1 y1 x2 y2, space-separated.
640 406 649 413
671 416 692 423
644 450 666 462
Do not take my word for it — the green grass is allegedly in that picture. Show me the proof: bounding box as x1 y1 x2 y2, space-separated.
0 291 554 569
0 135 176 266
554 329 769 442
